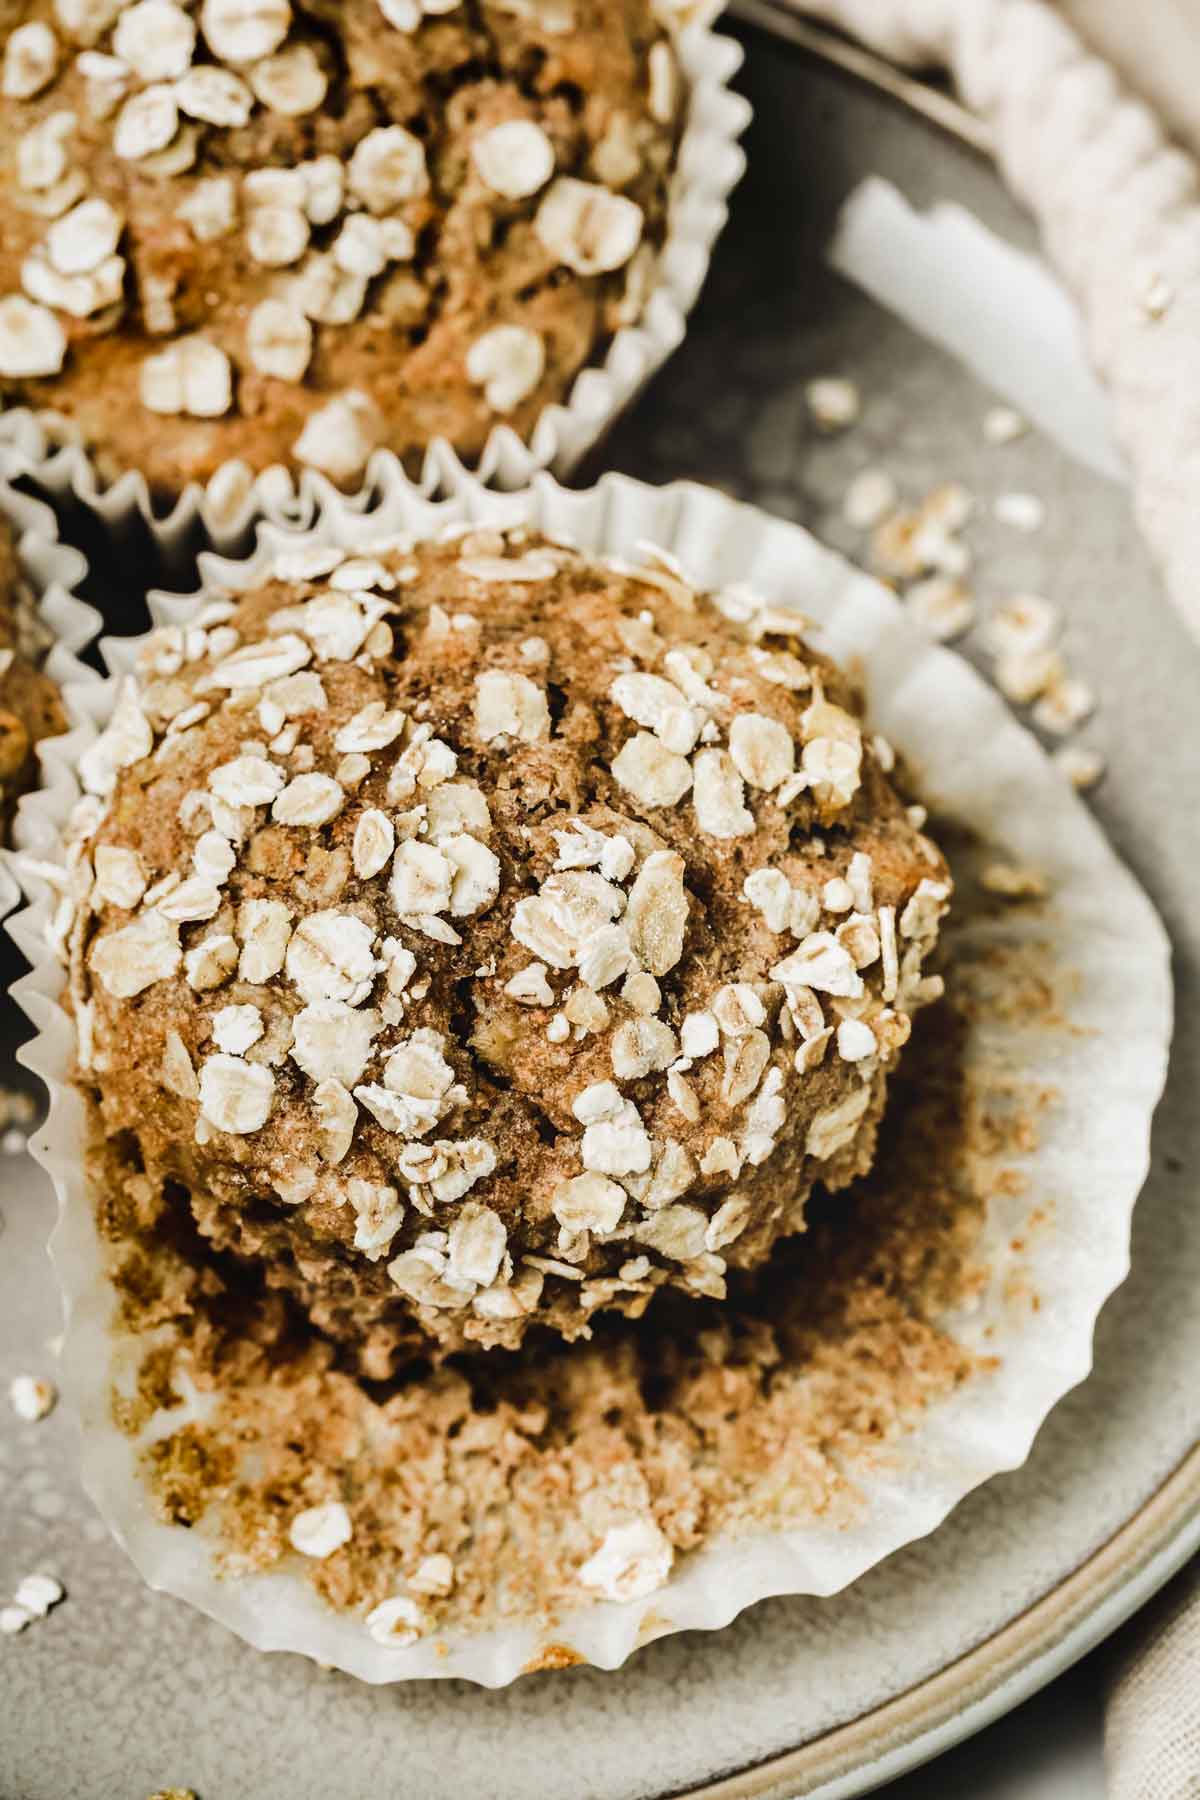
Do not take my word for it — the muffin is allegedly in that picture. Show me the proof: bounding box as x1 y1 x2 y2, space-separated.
0 0 683 493
0 512 68 833
66 526 951 1369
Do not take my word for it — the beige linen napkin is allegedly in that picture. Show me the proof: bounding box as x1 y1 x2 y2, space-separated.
1057 1 1200 159
1105 1562 1200 1800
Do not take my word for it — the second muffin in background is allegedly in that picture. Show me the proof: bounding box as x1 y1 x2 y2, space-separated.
0 0 689 494
68 523 951 1371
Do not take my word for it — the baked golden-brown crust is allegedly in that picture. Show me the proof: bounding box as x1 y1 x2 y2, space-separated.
0 0 680 493
67 527 951 1367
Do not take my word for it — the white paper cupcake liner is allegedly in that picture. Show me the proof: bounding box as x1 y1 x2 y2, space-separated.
0 476 100 925
6 468 1171 1686
0 21 749 568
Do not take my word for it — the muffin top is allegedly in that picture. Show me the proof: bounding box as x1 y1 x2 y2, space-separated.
66 525 951 1359
0 0 681 492
0 513 68 834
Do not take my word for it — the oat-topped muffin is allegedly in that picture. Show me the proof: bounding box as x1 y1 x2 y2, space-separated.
0 514 68 834
65 527 951 1369
0 0 682 492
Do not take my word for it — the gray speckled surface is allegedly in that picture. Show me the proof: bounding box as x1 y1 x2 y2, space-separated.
2 29 1199 1800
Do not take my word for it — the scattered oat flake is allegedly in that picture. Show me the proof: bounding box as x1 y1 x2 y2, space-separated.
806 1082 872 1159
472 119 555 200
466 324 545 415
210 633 311 690
993 647 1063 707
578 1518 673 1602
287 910 377 1005
1031 676 1095 735
410 1553 454 1597
293 390 384 482
625 851 688 976
366 1593 425 1646
904 575 975 642
141 336 232 419
9 1374 57 1422
199 1053 274 1134
552 1171 625 1234
459 551 557 585
353 809 395 880
983 405 1027 445
836 1018 876 1062
772 932 863 998
611 732 691 810
1053 744 1105 790
505 962 554 1007
843 466 897 529
4 22 58 98
247 298 312 381
212 1003 263 1056
1137 269 1173 319
474 669 550 744
535 177 642 276
0 296 67 379
289 1501 353 1560
993 491 1045 532
693 748 754 837
272 772 344 826
14 1574 63 1618
728 713 794 791
250 41 327 115
90 911 181 999
982 595 1060 659
201 0 291 63
806 376 859 431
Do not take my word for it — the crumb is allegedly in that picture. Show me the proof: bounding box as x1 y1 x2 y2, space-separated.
1053 745 1105 791
842 467 897 530
983 406 1027 445
982 595 1059 660
1136 270 1173 319
1032 676 1095 736
9 1373 57 1422
806 376 860 432
13 1573 64 1618
993 492 1045 533
904 575 975 642
980 863 1048 900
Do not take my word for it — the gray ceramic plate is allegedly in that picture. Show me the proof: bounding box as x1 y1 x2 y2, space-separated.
2 25 1199 1800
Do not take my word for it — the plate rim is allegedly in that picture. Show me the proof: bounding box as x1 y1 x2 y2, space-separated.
664 25 1197 1797
682 1441 1200 1798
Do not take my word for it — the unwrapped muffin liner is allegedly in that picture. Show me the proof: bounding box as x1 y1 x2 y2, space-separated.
0 19 749 570
6 468 1171 1685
